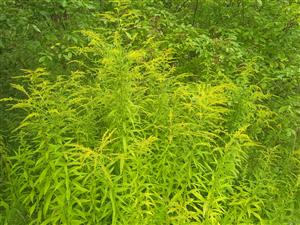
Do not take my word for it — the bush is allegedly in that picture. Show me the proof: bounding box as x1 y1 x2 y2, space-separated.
1 1 300 224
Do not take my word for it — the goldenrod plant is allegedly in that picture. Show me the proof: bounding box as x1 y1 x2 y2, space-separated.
1 0 299 224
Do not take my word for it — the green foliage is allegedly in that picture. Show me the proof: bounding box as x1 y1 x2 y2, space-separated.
1 0 299 224
0 136 9 224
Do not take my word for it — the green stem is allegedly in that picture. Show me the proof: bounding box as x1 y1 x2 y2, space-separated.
192 0 199 26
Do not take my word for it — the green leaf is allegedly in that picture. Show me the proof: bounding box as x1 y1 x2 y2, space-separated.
257 0 263 7
0 201 9 210
43 192 53 216
29 203 37 216
32 24 41 33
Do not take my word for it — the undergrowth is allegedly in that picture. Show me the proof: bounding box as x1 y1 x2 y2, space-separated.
1 1 299 224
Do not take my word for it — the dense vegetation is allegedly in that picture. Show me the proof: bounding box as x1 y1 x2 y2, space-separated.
1 0 300 224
